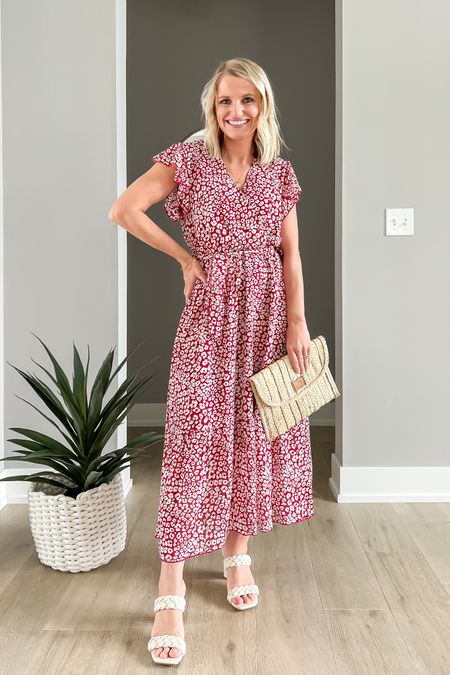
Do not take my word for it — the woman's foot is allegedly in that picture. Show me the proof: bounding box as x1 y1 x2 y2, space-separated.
150 576 186 661
222 531 258 608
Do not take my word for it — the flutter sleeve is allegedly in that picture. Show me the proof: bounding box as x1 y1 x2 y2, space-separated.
280 160 302 221
152 141 192 222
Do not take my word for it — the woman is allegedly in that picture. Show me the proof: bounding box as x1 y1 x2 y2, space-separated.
109 57 314 666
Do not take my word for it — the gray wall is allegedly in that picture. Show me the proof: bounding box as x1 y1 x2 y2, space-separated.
1 0 119 468
126 0 336 404
335 0 450 467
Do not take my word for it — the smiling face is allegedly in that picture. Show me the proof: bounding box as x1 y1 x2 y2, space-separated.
215 74 261 144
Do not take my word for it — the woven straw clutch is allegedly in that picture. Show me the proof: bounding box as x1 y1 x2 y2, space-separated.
248 335 340 441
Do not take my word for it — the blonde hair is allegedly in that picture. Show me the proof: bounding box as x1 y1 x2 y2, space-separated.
199 58 288 166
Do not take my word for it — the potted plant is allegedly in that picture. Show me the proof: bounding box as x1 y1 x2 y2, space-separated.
0 333 164 573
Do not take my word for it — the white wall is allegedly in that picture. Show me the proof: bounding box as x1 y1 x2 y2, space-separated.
0 0 129 500
333 0 450 501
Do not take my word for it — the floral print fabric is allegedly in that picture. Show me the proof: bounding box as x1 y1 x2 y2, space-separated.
151 139 314 563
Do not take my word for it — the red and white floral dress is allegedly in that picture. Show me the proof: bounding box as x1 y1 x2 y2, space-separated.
151 139 314 563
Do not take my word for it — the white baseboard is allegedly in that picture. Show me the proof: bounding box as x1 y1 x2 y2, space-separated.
127 403 167 426
126 403 336 427
0 468 133 508
330 452 450 502
3 453 449 509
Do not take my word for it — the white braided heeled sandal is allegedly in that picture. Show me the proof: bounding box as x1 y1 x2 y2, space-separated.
147 594 186 665
223 553 259 610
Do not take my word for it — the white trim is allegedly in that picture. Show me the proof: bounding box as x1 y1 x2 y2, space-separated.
329 453 450 502
115 0 131 491
334 0 344 473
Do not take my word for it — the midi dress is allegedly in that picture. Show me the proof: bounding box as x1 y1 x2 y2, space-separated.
151 139 314 563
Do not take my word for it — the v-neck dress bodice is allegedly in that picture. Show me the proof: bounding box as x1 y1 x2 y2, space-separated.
152 139 302 259
151 138 313 563
217 154 257 192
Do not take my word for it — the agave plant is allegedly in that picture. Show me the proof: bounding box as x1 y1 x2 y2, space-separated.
0 333 164 499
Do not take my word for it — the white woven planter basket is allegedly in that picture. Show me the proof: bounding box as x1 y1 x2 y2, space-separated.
27 474 127 573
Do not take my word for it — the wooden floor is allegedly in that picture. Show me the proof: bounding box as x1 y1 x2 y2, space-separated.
0 425 449 674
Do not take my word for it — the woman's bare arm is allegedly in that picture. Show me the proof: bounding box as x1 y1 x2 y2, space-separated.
108 162 193 269
280 206 311 374
280 206 306 324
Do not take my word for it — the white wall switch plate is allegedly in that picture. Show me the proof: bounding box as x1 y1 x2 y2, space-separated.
385 208 414 236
